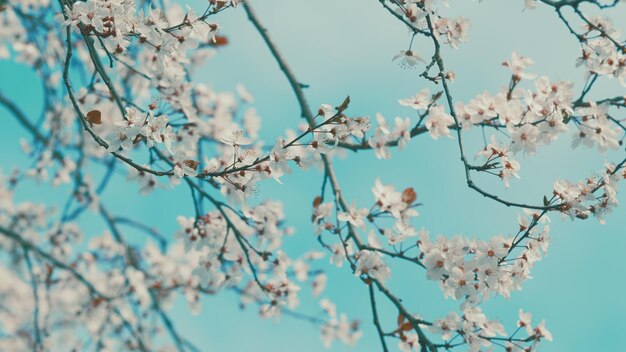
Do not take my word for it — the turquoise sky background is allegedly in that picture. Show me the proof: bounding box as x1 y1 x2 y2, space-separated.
1 1 626 351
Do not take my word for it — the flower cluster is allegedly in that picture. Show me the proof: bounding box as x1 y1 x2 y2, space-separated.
418 218 550 302
311 176 557 350
476 136 521 188
574 16 626 86
319 299 363 348
423 305 553 351
64 0 230 117
553 162 624 223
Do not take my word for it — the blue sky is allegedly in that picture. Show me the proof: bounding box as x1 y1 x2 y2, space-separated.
1 0 626 351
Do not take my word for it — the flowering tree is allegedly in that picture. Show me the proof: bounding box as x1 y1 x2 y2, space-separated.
0 0 625 351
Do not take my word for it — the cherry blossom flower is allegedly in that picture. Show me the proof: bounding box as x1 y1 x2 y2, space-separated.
69 0 107 32
394 117 412 149
143 113 175 153
429 312 461 340
518 309 533 335
354 250 391 283
127 165 162 195
106 125 141 152
368 128 392 159
510 124 540 155
173 153 199 178
337 203 369 229
399 89 431 110
502 51 536 80
392 50 426 68
534 320 553 341
268 138 293 183
433 16 471 48
329 242 354 268
425 105 454 139
220 129 252 146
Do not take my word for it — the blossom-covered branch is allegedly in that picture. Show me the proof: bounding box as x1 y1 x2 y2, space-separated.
0 0 624 351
